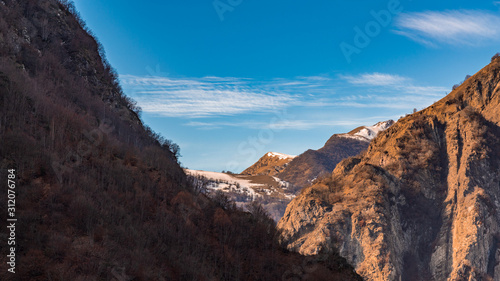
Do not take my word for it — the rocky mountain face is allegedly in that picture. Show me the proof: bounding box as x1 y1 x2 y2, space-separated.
278 58 500 281
241 152 296 176
277 121 394 192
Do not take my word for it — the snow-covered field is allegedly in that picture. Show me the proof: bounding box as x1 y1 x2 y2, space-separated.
185 169 264 188
185 169 264 199
185 169 296 221
185 169 295 200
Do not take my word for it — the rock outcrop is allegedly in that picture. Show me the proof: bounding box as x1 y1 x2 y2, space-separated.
278 58 500 281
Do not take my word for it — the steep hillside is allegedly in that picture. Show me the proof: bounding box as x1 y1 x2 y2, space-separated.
0 1 362 280
278 57 500 281
278 121 394 191
241 152 296 176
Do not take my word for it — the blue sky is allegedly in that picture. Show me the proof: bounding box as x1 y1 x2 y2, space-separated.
74 0 500 172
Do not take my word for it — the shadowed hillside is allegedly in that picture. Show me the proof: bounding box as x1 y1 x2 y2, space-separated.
0 1 362 280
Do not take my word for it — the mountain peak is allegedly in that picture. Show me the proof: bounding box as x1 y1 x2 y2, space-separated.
338 119 395 142
426 57 500 126
266 152 296 160
277 120 393 191
241 151 296 176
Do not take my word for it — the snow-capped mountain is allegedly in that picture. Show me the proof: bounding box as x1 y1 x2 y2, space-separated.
276 120 395 191
339 120 395 142
241 151 296 176
265 152 296 160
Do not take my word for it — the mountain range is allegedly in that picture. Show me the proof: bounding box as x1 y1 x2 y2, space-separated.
277 120 395 191
196 121 394 222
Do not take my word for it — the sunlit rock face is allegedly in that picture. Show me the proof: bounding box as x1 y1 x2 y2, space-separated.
278 58 500 281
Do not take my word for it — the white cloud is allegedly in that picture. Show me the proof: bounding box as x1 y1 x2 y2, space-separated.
120 74 342 118
134 89 294 118
265 119 368 130
185 120 259 129
120 72 446 120
340 72 447 96
121 75 297 118
185 118 396 131
338 72 447 111
340 73 408 86
395 10 500 46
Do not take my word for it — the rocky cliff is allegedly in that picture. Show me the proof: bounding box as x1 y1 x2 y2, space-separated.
278 57 500 281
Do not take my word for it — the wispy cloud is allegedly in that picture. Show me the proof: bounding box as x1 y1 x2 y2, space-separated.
121 74 339 118
121 72 446 121
340 72 447 96
264 119 383 130
395 10 500 46
185 117 397 131
338 72 447 111
340 73 408 86
121 75 299 118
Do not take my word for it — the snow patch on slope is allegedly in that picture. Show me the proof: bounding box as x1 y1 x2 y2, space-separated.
356 120 394 140
338 134 371 142
185 169 297 212
339 120 394 141
266 152 297 160
185 169 264 188
185 169 263 199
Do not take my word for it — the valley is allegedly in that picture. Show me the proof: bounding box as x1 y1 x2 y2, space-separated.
1 0 498 280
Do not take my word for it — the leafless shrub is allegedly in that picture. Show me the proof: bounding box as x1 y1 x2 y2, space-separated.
492 52 500 62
